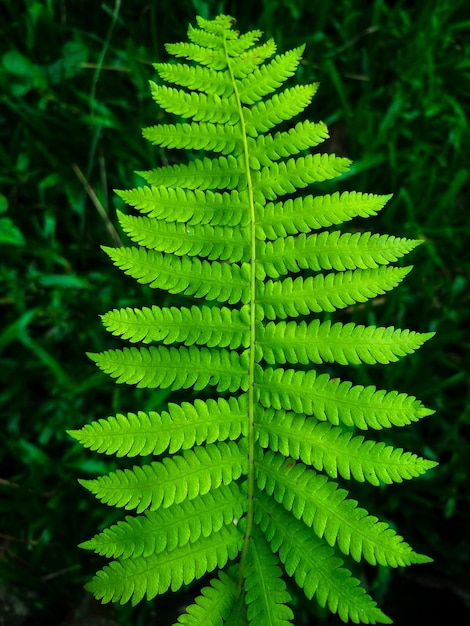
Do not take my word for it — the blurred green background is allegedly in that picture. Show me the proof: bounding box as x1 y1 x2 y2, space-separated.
0 0 469 624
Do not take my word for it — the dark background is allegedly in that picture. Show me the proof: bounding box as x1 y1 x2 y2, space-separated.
1 0 469 624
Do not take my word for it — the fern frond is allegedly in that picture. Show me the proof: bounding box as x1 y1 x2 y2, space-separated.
194 15 237 34
175 569 238 626
86 523 242 605
70 396 249 457
88 345 248 392
258 266 412 319
164 41 228 70
115 187 248 226
256 494 392 624
255 409 438 485
153 62 234 96
79 441 247 513
257 368 434 429
256 191 393 239
244 84 319 135
75 15 436 624
103 247 250 304
80 483 245 560
253 154 351 200
142 121 243 154
225 30 265 56
250 120 329 166
101 304 250 347
117 212 249 260
237 45 305 104
150 83 238 124
256 451 431 567
138 154 245 190
258 232 422 276
187 20 239 49
244 527 294 625
259 320 434 365
232 38 278 77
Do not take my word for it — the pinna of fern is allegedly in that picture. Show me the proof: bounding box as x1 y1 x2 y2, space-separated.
69 14 437 625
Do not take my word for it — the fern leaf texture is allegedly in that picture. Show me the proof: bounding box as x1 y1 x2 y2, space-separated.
69 14 437 625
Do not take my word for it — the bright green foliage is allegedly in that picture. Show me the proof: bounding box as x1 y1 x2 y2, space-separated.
69 14 437 624
244 527 294 625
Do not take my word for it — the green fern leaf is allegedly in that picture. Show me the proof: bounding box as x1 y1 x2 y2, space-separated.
117 212 249 260
237 45 305 104
101 305 250 347
138 154 246 189
244 527 294 625
174 570 238 626
257 191 393 239
80 483 245 560
256 494 392 624
88 345 248 391
258 231 422 276
115 186 248 226
259 320 434 365
80 441 247 513
164 42 228 69
87 523 242 605
142 121 243 154
152 62 233 97
150 83 239 124
232 40 278 79
70 396 249 456
255 409 437 485
257 368 433 429
258 266 412 319
71 14 436 625
244 84 319 135
253 154 351 201
256 451 431 567
103 246 251 303
249 120 329 165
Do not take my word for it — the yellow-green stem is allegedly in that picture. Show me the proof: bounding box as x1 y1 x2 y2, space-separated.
223 34 257 594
